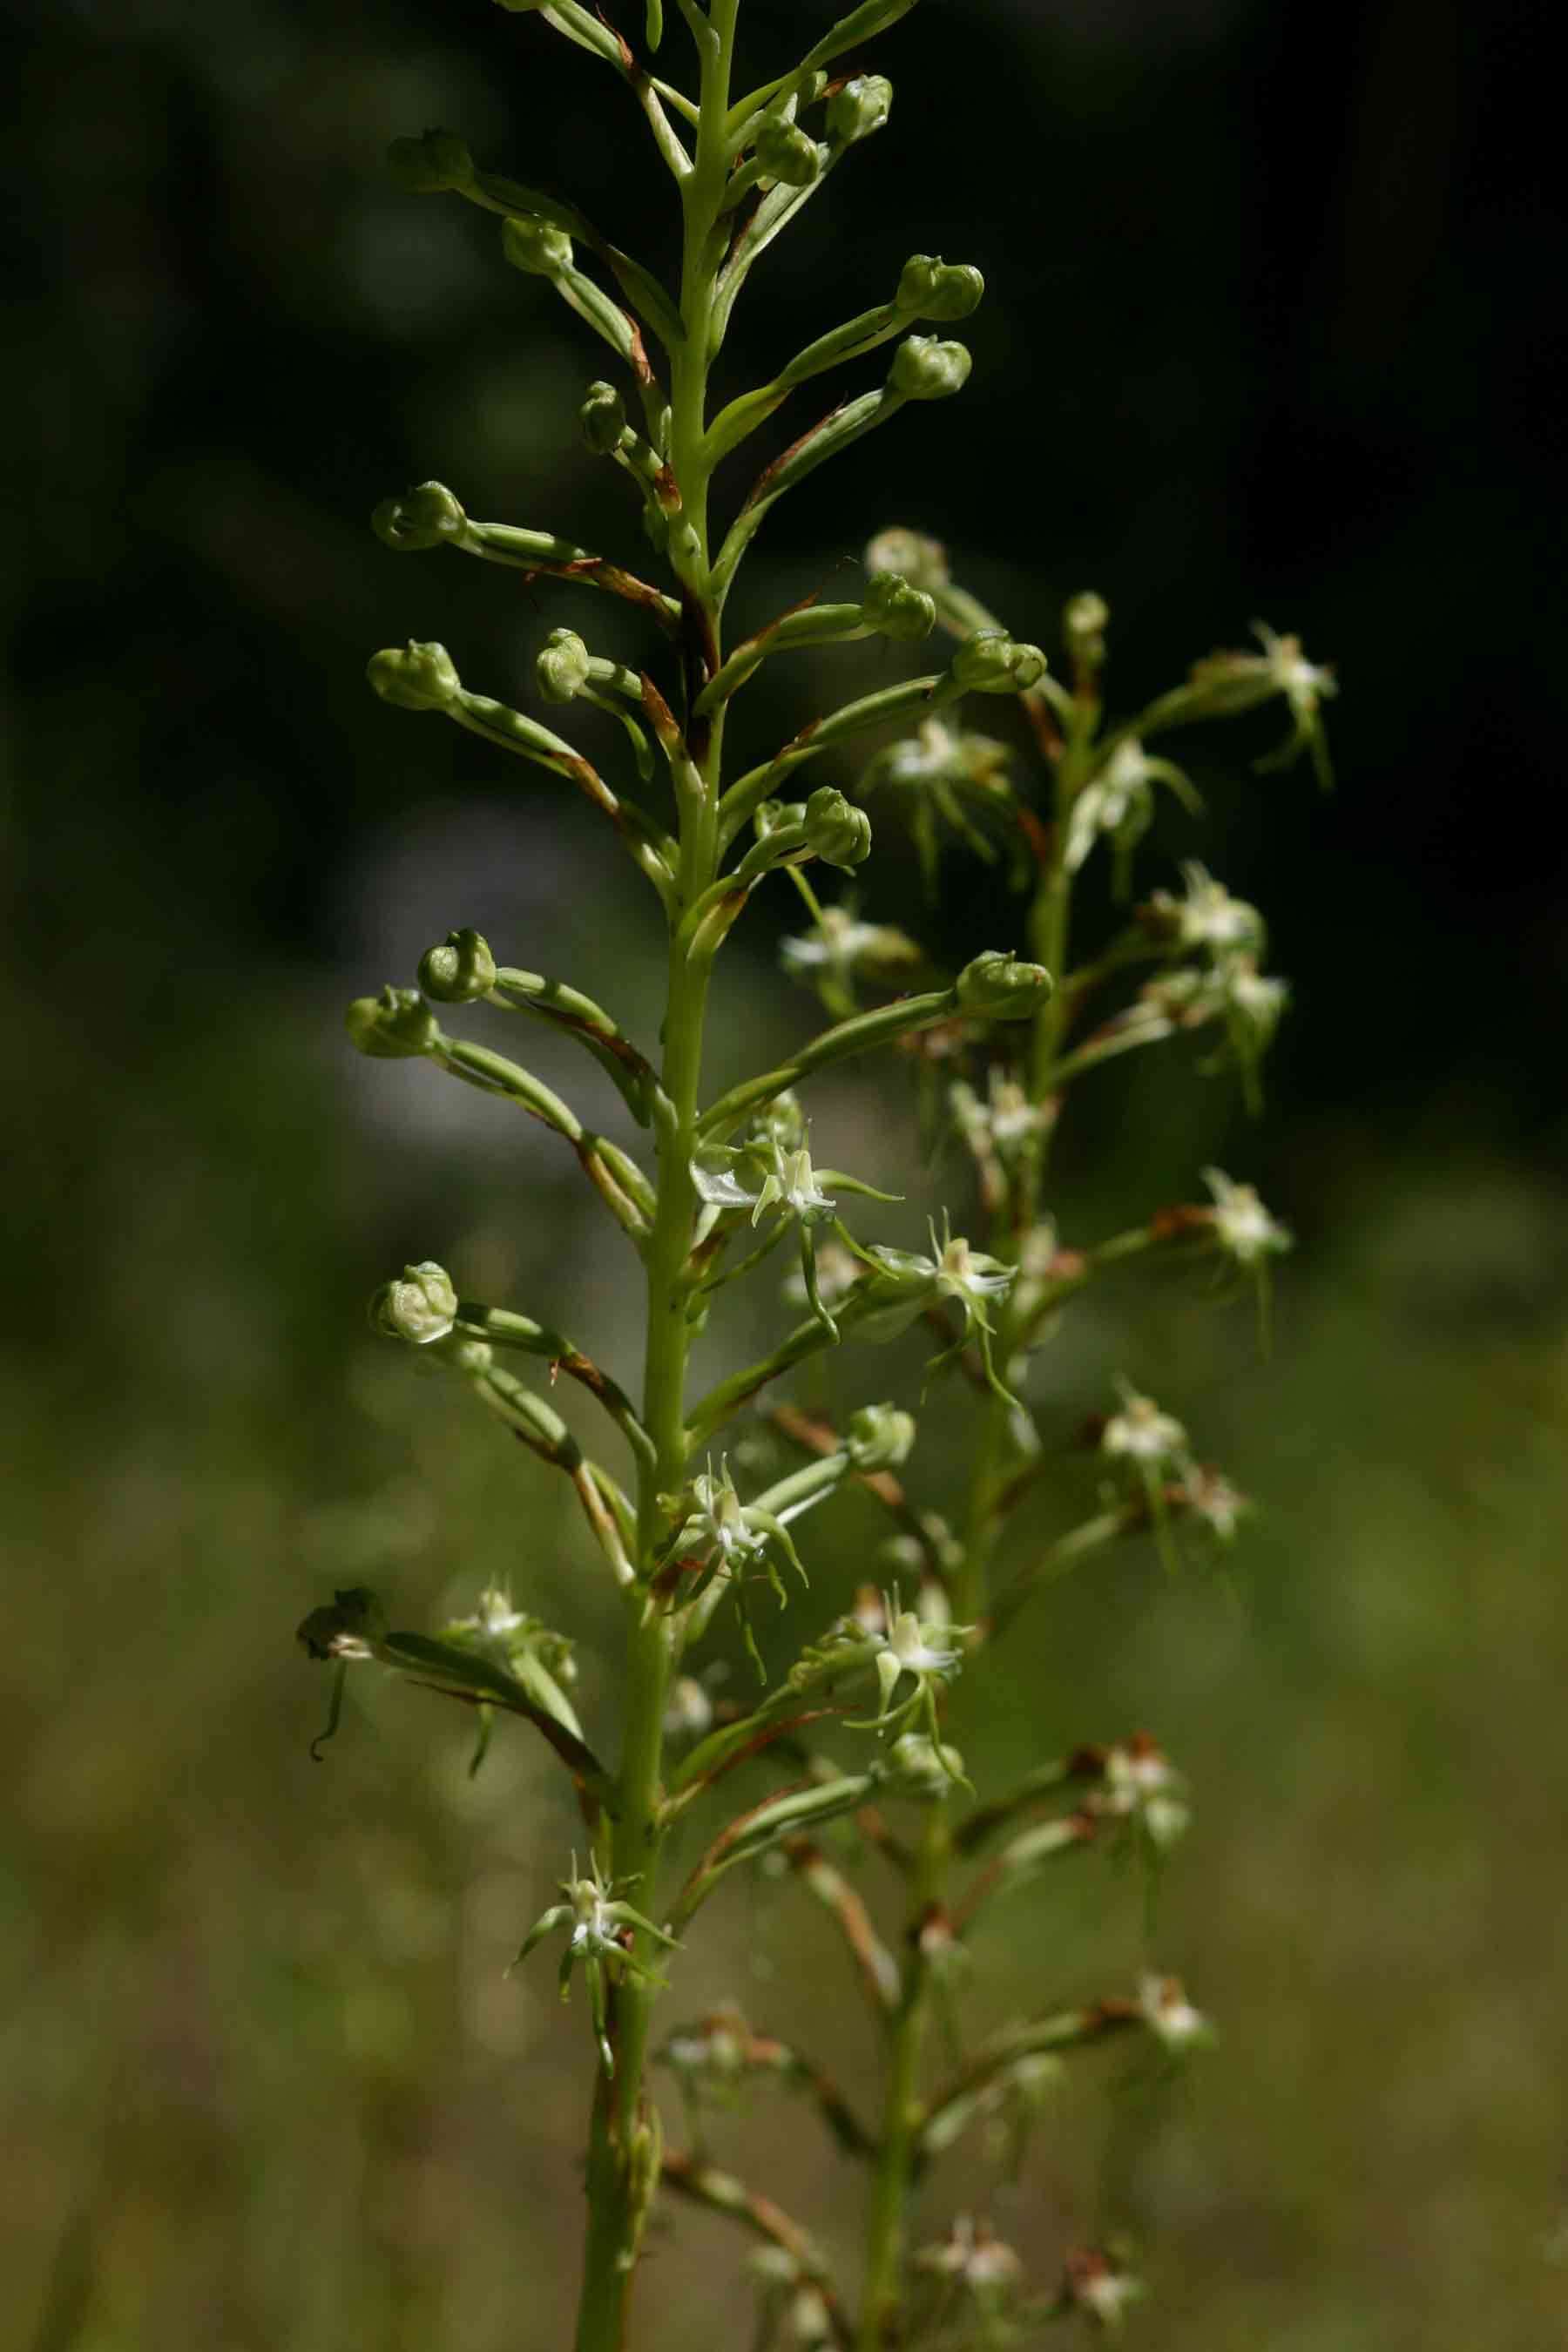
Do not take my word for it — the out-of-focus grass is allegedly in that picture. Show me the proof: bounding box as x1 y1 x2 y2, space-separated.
7 966 1567 2352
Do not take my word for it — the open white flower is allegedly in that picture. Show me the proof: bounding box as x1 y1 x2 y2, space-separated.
1203 1166 1293 1267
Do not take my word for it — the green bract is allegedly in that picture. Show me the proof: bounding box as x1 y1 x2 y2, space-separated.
308 7 1334 2349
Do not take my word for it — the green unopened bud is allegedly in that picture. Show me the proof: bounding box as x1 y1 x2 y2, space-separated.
896 254 985 322
804 786 872 869
386 128 474 193
371 1260 459 1346
865 526 948 591
846 1402 916 1470
889 335 972 402
882 1732 965 1799
580 379 626 456
501 213 574 277
1065 590 1109 659
754 118 821 188
950 628 1049 694
827 73 894 144
346 984 439 1059
536 626 592 703
862 570 936 643
418 928 497 1004
367 639 461 712
372 480 468 551
955 950 1054 1021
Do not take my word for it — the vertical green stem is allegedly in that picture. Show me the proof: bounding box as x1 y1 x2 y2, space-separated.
571 12 739 2349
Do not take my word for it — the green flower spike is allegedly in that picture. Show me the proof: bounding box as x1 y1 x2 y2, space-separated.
514 1853 679 2076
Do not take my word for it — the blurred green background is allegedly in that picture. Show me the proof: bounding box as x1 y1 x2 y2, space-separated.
6 0 1566 2346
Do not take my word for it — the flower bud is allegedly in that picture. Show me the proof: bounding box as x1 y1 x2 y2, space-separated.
1064 589 1109 668
754 118 821 187
862 569 936 643
827 73 893 144
846 1402 916 1470
346 984 438 1059
501 213 574 277
955 950 1054 1021
950 627 1048 693
579 378 626 455
535 626 592 703
367 639 461 713
896 254 985 322
371 479 468 551
888 335 972 401
371 1260 459 1346
804 786 872 869
882 1732 965 1798
865 525 949 591
386 128 474 193
417 927 497 1004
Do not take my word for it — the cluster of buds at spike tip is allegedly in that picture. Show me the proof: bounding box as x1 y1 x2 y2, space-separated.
513 1854 679 2076
1064 737 1201 892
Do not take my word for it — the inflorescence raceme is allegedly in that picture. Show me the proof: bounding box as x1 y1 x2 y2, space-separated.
298 6 1331 2348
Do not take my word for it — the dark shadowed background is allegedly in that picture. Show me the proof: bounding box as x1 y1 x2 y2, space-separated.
5 2 1566 2348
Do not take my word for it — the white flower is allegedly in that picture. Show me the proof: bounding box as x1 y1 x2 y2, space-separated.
1202 1166 1293 1267
916 2214 1023 2300
692 1134 836 1229
1176 1463 1249 1542
1151 860 1265 952
661 1674 713 1741
1064 737 1199 877
1138 1970 1213 2052
1064 2249 1146 2328
1102 1389 1188 1467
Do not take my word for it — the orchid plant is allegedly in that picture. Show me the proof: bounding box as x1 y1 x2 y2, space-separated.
298 5 1331 2346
